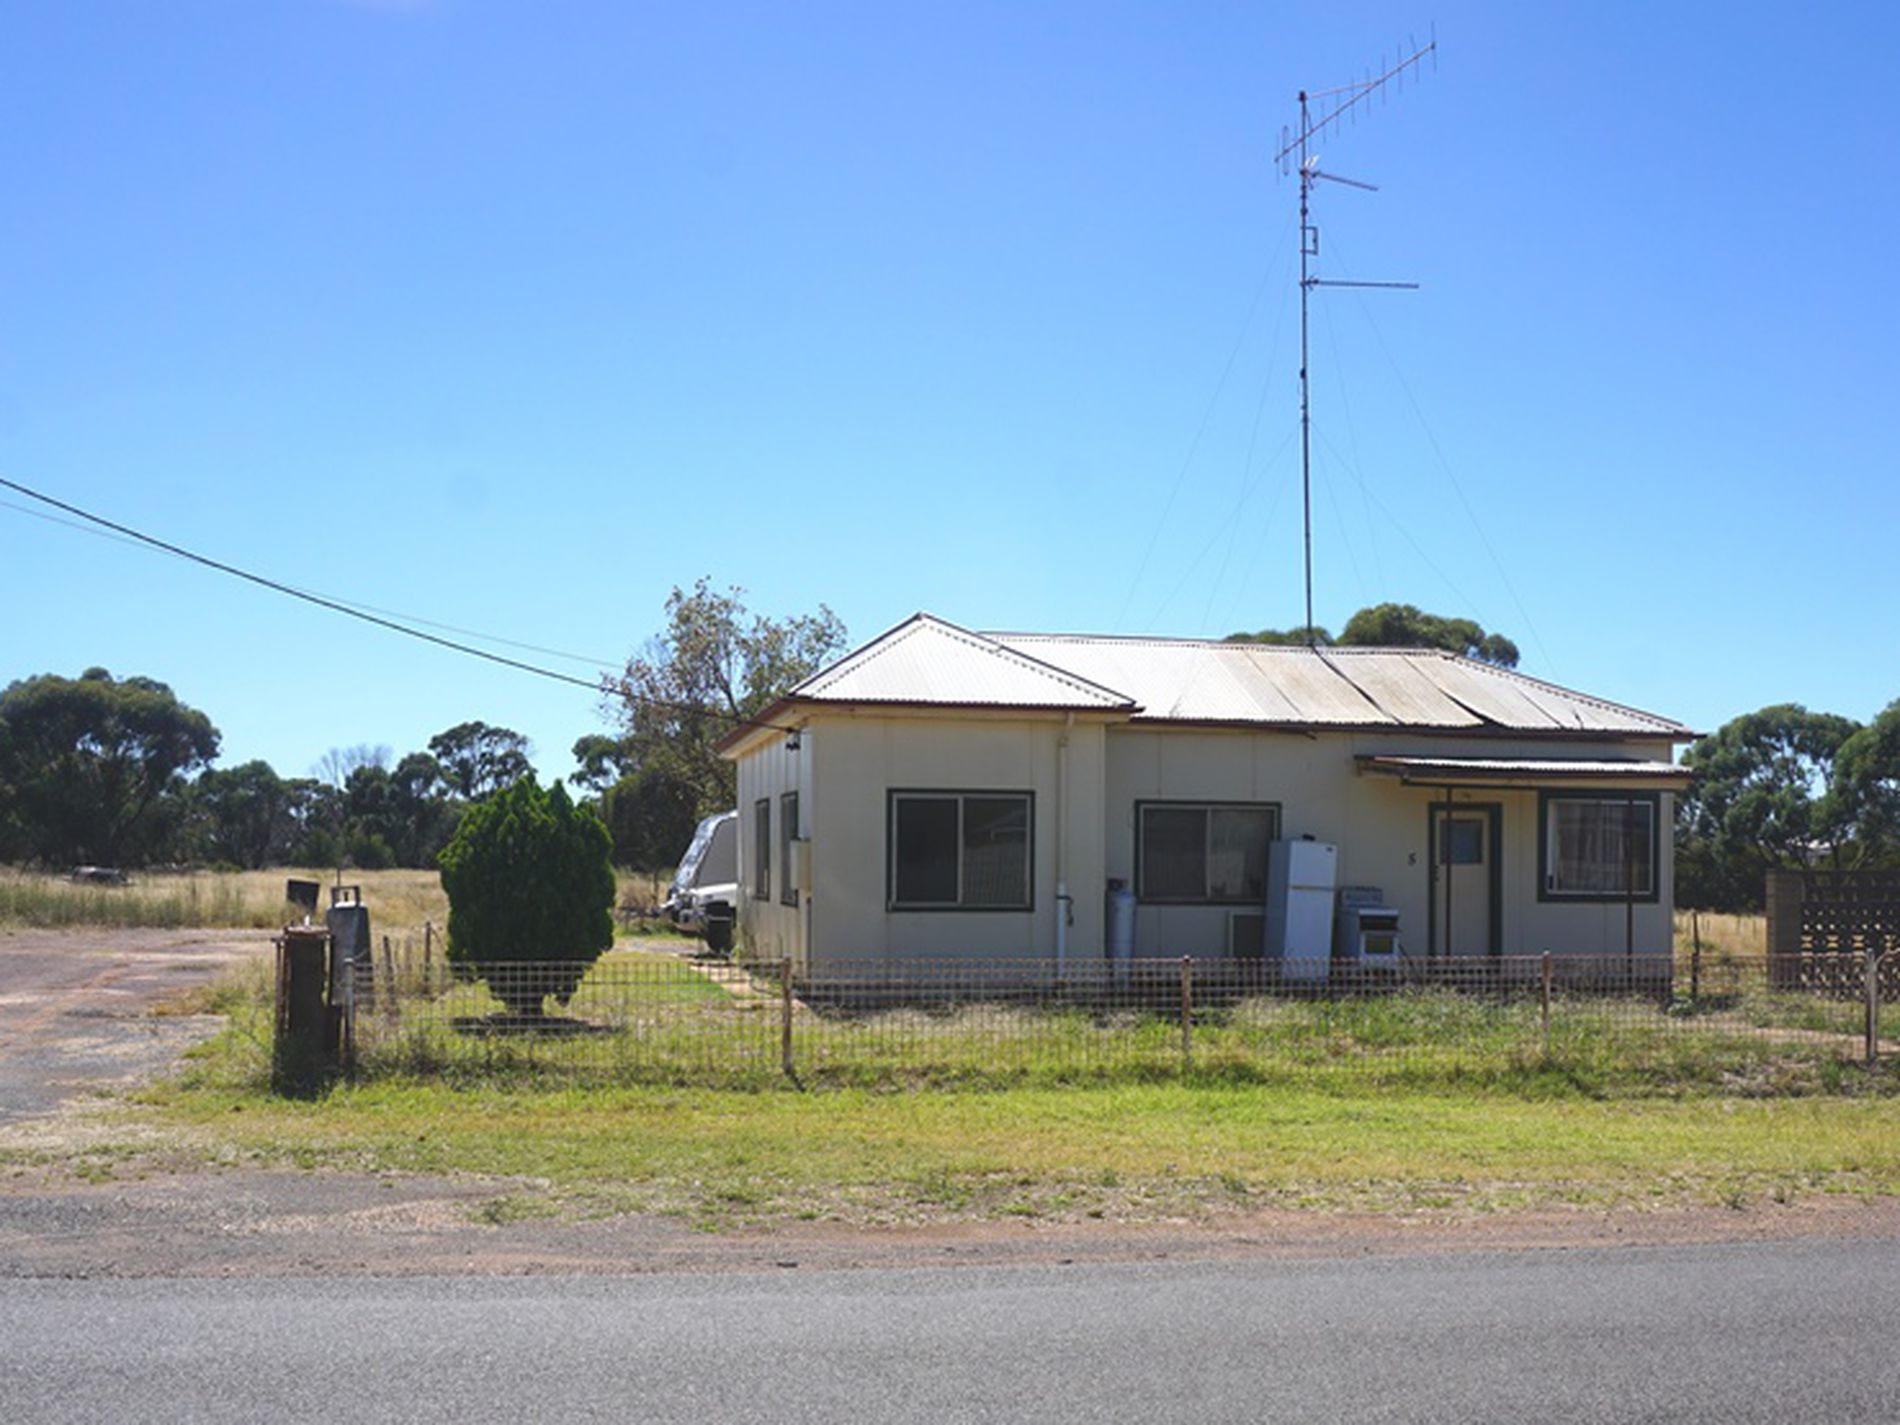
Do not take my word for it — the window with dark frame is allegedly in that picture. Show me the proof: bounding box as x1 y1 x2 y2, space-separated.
888 791 1032 910
753 798 771 901
779 791 799 907
1543 795 1656 898
1136 802 1279 904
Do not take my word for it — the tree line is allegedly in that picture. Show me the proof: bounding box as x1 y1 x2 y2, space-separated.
1677 702 1900 911
0 668 541 871
0 581 846 874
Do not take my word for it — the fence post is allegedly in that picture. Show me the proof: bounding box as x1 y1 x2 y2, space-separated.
379 933 396 1013
1540 951 1553 1055
1867 946 1881 1068
1690 944 1701 1006
1180 956 1193 1071
423 920 433 986
273 925 333 1096
780 958 795 1082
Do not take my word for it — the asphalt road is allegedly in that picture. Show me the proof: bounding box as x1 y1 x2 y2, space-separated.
0 927 268 1123
4 1237 1895 1423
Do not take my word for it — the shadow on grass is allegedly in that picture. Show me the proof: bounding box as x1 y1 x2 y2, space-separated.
449 1014 613 1038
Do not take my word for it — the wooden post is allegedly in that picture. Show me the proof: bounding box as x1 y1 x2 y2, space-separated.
380 934 397 1018
780 958 795 1082
1180 956 1193 1071
1690 945 1701 1006
423 920 434 989
1540 951 1553 1055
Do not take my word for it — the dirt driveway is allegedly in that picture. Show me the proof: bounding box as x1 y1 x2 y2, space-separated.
0 927 272 1125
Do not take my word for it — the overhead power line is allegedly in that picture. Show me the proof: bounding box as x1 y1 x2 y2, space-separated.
0 475 801 736
1 493 612 668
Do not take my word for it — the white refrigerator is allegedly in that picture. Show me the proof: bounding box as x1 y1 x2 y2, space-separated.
1266 839 1338 982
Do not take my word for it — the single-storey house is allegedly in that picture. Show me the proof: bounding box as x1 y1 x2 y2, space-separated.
718 614 1694 977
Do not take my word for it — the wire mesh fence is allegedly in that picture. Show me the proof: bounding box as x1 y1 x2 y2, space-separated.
335 939 1897 1091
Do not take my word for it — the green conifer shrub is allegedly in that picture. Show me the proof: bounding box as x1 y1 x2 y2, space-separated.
437 776 615 1018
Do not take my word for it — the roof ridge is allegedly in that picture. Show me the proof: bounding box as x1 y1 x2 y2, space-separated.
913 615 1136 705
798 614 1137 708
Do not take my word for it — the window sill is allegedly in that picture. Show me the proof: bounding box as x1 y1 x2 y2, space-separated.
1537 890 1662 905
885 904 1036 914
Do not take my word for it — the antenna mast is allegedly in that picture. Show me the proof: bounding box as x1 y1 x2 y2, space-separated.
1276 34 1436 644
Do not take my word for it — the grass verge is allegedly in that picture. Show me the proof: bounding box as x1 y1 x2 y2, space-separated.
103 1069 1900 1230
6 971 1885 1233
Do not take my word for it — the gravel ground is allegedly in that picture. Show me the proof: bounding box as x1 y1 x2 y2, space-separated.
0 927 271 1126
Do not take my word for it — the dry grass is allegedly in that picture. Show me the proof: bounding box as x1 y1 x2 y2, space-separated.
1676 910 1767 961
0 864 667 936
0 866 448 933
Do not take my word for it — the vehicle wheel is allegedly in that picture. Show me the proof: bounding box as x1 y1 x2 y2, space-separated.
704 919 734 956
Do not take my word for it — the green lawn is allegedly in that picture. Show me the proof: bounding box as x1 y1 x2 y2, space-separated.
107 1071 1900 1228
31 1001 1884 1230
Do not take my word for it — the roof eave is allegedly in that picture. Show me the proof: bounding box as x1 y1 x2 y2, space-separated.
717 695 1140 759
1127 716 1695 742
1355 755 1693 790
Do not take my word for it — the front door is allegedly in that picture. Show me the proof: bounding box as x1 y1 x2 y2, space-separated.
1427 803 1501 957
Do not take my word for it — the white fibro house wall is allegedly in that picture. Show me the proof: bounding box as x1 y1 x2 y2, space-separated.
721 615 1693 975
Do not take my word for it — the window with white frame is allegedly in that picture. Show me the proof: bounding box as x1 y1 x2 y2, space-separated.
1542 794 1657 898
888 791 1032 910
1136 801 1279 904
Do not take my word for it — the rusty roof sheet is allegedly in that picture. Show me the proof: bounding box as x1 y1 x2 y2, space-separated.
785 618 1691 738
994 636 1688 736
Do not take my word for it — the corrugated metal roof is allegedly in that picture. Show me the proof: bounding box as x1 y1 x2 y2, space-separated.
997 634 1689 737
790 614 1136 710
782 617 1692 739
1357 755 1692 785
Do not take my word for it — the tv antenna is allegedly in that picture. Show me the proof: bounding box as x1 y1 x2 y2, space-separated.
1275 33 1436 644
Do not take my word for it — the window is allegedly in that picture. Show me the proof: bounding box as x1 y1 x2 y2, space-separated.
779 792 799 907
888 791 1032 910
1136 802 1279 904
1541 794 1657 899
1439 816 1485 866
753 799 771 901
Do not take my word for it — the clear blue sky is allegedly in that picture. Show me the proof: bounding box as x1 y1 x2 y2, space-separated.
4 1 1896 782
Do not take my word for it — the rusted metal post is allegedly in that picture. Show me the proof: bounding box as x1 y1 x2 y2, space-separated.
1690 944 1701 1006
379 933 396 1012
273 925 334 1096
423 920 434 989
1540 951 1553 1055
1180 956 1193 1070
780 958 795 1082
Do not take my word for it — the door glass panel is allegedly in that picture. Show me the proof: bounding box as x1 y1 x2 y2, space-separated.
1439 817 1484 866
